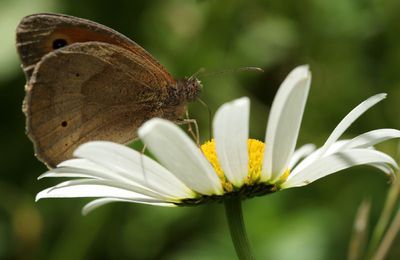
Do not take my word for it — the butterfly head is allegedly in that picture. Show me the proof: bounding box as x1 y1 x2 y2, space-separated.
177 77 203 102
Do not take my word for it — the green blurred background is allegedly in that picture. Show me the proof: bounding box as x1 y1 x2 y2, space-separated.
1 0 399 259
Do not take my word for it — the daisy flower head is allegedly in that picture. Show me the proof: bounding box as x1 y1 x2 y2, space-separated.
37 65 400 214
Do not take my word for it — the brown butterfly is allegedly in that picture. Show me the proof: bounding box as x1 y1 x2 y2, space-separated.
16 13 202 168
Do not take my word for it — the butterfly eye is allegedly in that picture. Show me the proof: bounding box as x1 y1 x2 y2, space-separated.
52 39 68 49
61 121 68 127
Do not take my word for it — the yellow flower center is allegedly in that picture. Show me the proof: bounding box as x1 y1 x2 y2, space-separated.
201 139 278 191
180 139 291 206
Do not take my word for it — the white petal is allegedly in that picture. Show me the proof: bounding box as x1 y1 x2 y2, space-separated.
40 164 183 202
292 140 349 174
42 156 191 200
342 129 400 149
318 94 386 157
36 179 174 202
82 198 176 215
369 163 396 176
38 159 113 180
139 119 223 195
282 149 398 188
74 142 194 199
39 168 97 179
290 128 398 179
288 144 316 169
213 97 249 187
262 65 311 182
58 159 115 175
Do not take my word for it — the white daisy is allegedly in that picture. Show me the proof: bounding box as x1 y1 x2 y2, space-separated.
37 65 400 215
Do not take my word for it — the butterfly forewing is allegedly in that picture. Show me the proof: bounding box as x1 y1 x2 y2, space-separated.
16 13 175 84
25 42 172 168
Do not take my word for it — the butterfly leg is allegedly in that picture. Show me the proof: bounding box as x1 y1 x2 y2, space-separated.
196 97 212 141
185 118 200 147
139 144 150 182
176 110 200 146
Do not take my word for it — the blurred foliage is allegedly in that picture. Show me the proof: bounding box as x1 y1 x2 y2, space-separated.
1 0 400 259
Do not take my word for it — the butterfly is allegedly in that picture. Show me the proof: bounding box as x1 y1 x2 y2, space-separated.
16 13 202 168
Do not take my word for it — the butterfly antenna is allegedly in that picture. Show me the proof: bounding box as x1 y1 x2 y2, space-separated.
198 66 264 78
196 97 212 140
188 67 206 80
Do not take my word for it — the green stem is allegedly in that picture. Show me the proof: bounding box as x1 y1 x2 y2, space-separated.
224 197 255 260
366 179 400 259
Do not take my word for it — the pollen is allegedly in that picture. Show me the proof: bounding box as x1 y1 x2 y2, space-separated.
201 139 233 191
246 139 265 184
201 139 266 191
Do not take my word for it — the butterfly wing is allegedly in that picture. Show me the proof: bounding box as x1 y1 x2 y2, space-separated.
16 13 174 84
24 42 173 168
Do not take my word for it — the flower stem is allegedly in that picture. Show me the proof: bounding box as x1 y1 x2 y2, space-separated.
366 179 400 259
224 197 255 260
